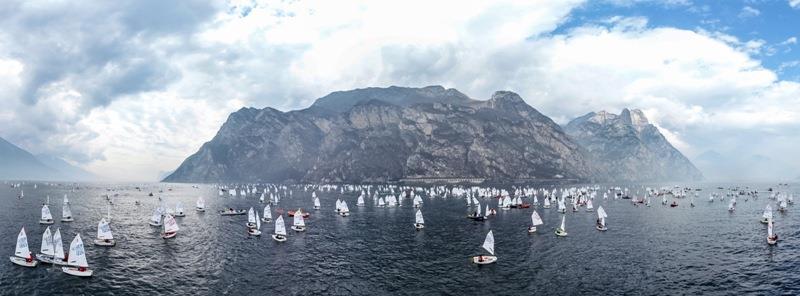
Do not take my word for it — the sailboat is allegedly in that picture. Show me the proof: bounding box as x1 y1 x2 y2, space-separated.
259 193 265 204
40 204 54 224
314 197 321 210
196 197 205 212
467 201 485 221
413 196 423 208
262 205 272 223
94 218 115 246
414 209 425 230
10 227 37 267
339 201 350 217
60 202 74 222
728 200 735 212
36 227 55 264
61 234 92 277
470 230 497 265
357 194 365 207
291 210 306 232
149 208 162 226
596 206 608 231
528 210 543 233
761 205 773 224
174 203 185 217
249 212 262 236
246 207 257 229
543 197 551 209
162 214 179 239
52 228 68 265
555 215 568 237
586 199 594 212
557 198 566 214
767 218 778 245
272 215 287 242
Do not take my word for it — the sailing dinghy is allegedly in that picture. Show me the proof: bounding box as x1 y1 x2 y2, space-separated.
196 197 205 212
272 215 287 242
246 207 257 229
62 195 74 222
528 210 543 233
767 217 778 245
174 203 186 217
94 218 115 246
262 205 272 223
414 209 425 230
471 230 497 265
9 227 37 267
149 208 162 227
161 214 178 239
249 212 262 236
596 206 608 231
61 234 92 277
40 205 55 224
291 210 307 232
36 226 55 264
555 215 568 237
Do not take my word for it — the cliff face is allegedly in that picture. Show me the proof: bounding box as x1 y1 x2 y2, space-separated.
164 86 601 183
564 109 703 182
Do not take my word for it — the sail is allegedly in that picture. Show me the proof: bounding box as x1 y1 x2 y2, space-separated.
62 203 72 219
260 193 265 202
275 215 287 235
476 201 482 216
485 204 489 217
293 211 305 226
97 218 113 240
597 206 608 219
256 212 261 230
560 215 566 231
41 226 54 256
264 205 272 219
531 211 543 226
63 194 69 204
415 209 424 224
53 229 65 260
768 218 774 237
482 230 495 256
340 201 349 212
175 203 184 213
41 205 53 220
150 209 161 224
763 205 773 219
357 195 365 205
248 207 256 224
14 228 30 258
196 197 205 208
586 199 594 209
67 234 88 268
544 198 551 207
163 214 179 233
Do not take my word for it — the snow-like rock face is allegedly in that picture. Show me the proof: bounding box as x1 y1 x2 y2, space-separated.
565 109 704 182
164 86 603 183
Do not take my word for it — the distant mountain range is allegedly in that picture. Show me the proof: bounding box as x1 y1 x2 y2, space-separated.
165 85 702 184
0 137 95 181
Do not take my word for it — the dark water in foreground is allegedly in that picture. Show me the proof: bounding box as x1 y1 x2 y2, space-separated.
0 182 798 295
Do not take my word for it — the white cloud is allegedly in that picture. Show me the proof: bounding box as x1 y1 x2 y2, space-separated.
738 6 761 18
791 0 800 8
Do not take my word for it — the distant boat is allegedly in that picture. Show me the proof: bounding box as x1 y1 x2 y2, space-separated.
557 198 566 214
149 208 163 226
467 201 485 221
761 205 772 224
174 203 185 217
249 212 262 236
259 193 265 204
767 217 778 245
61 202 74 222
262 205 272 223
543 197 551 209
596 206 608 231
555 215 568 237
272 215 287 242
291 210 307 232
161 214 179 239
728 200 735 212
471 230 497 265
528 210 543 233
357 194 365 207
586 199 594 212
196 197 205 212
61 234 92 277
94 218 115 246
414 209 425 230
413 196 423 208
314 197 321 210
219 208 247 215
246 207 257 229
10 227 37 267
18 190 24 199
39 205 54 225
339 201 350 217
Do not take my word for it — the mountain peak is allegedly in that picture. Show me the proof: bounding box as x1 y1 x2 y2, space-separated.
620 108 649 131
309 85 473 113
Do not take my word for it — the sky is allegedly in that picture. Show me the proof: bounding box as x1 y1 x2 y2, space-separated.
0 0 798 182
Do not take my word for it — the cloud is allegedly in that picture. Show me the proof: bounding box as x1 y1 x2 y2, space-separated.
791 0 800 8
738 6 761 18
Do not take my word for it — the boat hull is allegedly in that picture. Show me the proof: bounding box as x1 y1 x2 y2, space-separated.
9 256 38 267
339 212 350 217
162 232 177 239
219 210 247 216
767 237 778 245
414 224 425 230
471 255 497 265
261 218 272 223
149 221 162 227
272 234 287 242
248 229 262 236
596 226 608 231
555 229 568 237
61 217 74 222
528 227 537 233
196 208 205 212
93 239 116 246
291 226 306 232
62 267 93 277
39 220 54 225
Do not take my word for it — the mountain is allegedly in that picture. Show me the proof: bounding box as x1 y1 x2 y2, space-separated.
165 86 602 183
35 154 96 181
0 136 57 180
564 109 703 182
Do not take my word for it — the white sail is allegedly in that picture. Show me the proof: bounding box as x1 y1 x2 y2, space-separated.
14 228 31 258
314 197 321 208
275 215 287 235
475 201 482 216
293 211 305 227
544 198 551 207
175 202 184 213
763 205 773 219
62 203 72 219
67 234 88 268
531 211 543 226
415 209 424 224
41 205 53 221
482 230 495 255
586 199 594 210
260 193 265 203
150 209 161 224
597 206 608 219
53 229 65 260
559 215 566 231
485 204 489 217
413 196 422 207
63 194 69 204
41 226 54 256
357 195 365 206
196 197 205 209
248 207 256 224
340 201 350 212
163 214 179 233
256 212 261 230
97 218 113 240
768 218 774 237
263 205 272 220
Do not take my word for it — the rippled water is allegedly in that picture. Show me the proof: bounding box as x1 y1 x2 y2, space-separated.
1 182 798 295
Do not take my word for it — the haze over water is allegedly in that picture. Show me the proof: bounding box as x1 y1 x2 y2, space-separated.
1 182 798 295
